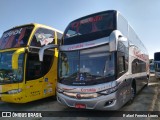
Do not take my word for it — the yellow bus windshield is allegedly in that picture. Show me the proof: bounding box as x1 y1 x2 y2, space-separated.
0 25 33 50
0 51 24 84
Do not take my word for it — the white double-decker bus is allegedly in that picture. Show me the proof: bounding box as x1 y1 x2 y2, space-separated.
39 10 149 110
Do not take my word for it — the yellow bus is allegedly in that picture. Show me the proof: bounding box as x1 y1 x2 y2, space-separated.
0 23 63 103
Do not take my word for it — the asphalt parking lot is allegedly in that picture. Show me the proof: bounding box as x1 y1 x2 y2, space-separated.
0 74 160 120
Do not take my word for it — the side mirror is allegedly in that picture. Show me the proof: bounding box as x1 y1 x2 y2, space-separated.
119 36 129 49
119 36 127 42
12 48 25 70
39 44 58 61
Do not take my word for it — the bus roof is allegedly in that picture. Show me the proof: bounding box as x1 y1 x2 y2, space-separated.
3 23 63 34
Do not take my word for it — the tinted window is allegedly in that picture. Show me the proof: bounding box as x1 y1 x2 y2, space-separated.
65 13 114 39
0 26 33 50
58 45 115 85
30 28 55 47
0 51 24 84
132 59 146 74
26 53 53 80
117 51 128 78
155 63 160 72
117 41 129 54
128 26 148 55
154 52 160 61
117 14 128 37
62 11 116 45
118 56 125 73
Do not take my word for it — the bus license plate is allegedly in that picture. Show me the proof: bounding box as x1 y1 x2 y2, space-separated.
75 103 86 109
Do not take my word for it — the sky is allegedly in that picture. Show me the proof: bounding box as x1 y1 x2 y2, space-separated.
0 0 160 59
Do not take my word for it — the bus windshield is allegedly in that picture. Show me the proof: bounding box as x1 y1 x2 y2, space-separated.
58 45 115 85
65 13 114 38
0 51 24 84
0 25 33 50
155 62 160 72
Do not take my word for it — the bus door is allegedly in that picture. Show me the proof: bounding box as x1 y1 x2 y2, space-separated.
40 51 55 98
25 51 54 101
25 53 45 101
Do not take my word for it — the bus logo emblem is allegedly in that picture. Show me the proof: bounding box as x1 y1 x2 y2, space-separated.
76 93 81 99
80 74 84 81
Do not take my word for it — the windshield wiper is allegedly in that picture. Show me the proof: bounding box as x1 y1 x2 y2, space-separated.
80 72 103 79
69 33 81 37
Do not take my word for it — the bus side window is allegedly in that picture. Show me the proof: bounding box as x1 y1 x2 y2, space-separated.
26 53 53 81
26 53 42 80
30 35 41 47
132 59 146 73
30 28 55 47
42 55 53 75
118 56 125 75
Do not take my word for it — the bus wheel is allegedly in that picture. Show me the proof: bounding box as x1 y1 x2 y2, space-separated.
146 75 149 86
130 83 136 103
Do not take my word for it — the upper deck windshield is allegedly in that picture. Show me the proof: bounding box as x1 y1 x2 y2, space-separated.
63 11 116 45
0 51 24 84
0 25 33 50
58 45 115 86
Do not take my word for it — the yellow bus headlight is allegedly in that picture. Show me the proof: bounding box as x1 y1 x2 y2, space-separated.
8 89 22 94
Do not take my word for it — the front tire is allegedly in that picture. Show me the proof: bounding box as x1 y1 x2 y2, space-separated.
130 83 136 103
146 75 149 86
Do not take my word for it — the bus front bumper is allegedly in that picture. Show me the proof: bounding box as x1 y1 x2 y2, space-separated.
57 91 123 110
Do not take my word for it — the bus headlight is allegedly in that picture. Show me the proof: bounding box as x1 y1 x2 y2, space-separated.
98 85 119 95
57 87 64 93
8 89 22 94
